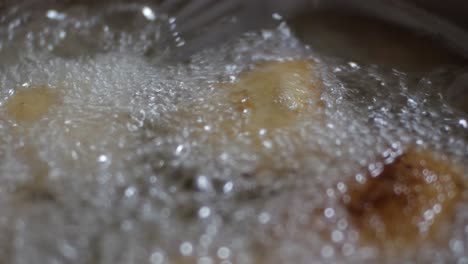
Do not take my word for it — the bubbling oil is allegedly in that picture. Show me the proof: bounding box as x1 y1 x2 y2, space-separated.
0 1 467 264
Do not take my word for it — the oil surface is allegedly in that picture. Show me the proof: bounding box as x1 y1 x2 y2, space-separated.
0 1 467 264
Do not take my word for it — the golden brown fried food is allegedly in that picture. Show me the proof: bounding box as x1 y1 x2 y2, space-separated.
224 60 323 133
3 84 133 143
224 60 323 175
344 147 464 251
167 60 323 176
2 85 59 204
5 85 61 123
2 84 134 205
13 145 55 204
153 60 324 174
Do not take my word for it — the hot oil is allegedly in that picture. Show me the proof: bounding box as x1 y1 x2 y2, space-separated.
0 1 467 264
289 11 467 73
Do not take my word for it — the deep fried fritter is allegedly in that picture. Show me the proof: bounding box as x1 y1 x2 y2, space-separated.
5 85 61 123
344 148 464 251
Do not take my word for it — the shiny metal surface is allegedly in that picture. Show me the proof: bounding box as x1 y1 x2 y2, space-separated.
164 0 468 59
